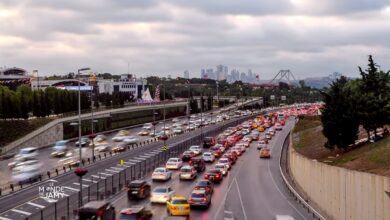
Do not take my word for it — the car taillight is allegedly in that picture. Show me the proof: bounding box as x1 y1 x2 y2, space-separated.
206 187 210 191
189 198 193 201
202 198 207 202
195 186 200 190
96 209 104 217
163 195 168 198
216 174 220 178
204 174 209 178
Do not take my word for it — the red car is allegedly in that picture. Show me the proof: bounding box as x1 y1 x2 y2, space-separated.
223 151 238 163
204 169 223 183
211 146 222 158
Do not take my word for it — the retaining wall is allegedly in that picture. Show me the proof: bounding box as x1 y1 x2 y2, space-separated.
289 135 390 220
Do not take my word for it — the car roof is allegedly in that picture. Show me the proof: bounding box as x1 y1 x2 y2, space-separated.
191 189 206 194
172 195 186 200
20 147 37 151
82 201 109 209
130 180 146 186
181 165 192 169
120 206 145 214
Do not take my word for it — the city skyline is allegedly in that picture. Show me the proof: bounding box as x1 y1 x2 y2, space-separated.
0 1 389 78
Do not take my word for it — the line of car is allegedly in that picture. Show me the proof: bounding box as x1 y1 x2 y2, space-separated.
117 111 287 219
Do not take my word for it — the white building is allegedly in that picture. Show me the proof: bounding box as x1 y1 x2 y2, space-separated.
97 74 147 98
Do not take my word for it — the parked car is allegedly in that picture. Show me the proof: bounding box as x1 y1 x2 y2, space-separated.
188 189 212 208
189 157 206 172
119 206 152 220
127 180 151 200
76 201 115 220
152 167 172 181
202 152 215 163
165 158 183 170
202 137 215 148
179 166 197 180
151 186 175 203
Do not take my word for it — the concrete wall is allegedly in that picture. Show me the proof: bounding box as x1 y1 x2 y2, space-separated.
289 135 390 220
3 102 187 155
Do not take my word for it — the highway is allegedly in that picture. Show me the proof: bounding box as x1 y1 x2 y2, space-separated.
0 111 253 220
108 118 314 220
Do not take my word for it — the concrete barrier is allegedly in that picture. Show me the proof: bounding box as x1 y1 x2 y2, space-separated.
289 135 390 220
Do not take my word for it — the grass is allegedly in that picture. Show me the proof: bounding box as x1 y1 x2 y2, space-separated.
0 118 53 150
293 115 322 133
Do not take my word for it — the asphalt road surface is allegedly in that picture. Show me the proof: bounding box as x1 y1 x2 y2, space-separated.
110 118 315 220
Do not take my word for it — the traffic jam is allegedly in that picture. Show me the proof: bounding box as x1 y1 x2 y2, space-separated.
74 107 304 220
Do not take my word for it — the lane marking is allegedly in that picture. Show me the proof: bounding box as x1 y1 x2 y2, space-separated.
267 126 308 220
73 183 89 187
63 186 79 192
234 178 247 220
0 216 13 220
26 202 45 209
105 168 119 173
91 175 103 179
83 178 98 183
110 167 124 171
11 209 31 215
99 172 112 176
124 162 136 165
128 159 141 163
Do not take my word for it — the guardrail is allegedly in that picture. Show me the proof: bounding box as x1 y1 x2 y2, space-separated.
279 132 326 220
15 113 256 220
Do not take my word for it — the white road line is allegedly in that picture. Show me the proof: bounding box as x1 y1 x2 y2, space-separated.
46 179 58 183
234 178 247 220
128 159 141 163
111 167 124 171
105 169 119 173
63 186 80 192
73 183 89 187
224 210 233 214
99 172 112 176
11 209 31 215
224 218 234 220
91 175 103 179
0 216 13 220
119 165 130 168
26 202 45 209
145 153 157 156
133 157 146 161
83 178 98 183
123 162 136 165
267 131 308 220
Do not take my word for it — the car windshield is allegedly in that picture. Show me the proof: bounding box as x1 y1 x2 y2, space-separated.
154 188 167 193
191 193 205 198
168 158 178 162
172 199 188 204
155 168 165 172
197 181 208 186
215 165 224 169
181 168 192 172
119 214 137 220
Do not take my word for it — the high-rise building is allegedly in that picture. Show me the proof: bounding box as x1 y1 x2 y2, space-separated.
216 64 227 80
240 72 246 82
184 70 189 79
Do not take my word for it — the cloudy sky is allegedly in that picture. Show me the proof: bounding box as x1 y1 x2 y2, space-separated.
0 0 389 79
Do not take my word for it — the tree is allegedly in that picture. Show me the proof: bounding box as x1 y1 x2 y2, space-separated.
357 55 390 139
321 76 359 149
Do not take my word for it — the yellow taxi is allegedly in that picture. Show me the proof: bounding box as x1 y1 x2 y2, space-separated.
251 123 258 129
257 126 265 132
166 195 190 216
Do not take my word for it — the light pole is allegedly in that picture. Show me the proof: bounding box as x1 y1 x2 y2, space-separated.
163 83 166 147
187 81 191 116
216 80 219 107
200 95 203 142
76 67 90 207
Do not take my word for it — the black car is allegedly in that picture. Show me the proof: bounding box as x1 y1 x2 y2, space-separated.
76 201 116 220
119 206 153 220
194 179 214 194
181 150 195 162
189 157 206 172
202 137 215 148
127 180 151 200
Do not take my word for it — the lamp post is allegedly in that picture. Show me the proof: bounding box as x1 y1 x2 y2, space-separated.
187 81 191 116
163 83 166 147
200 95 203 142
76 67 90 207
152 110 158 137
216 80 219 107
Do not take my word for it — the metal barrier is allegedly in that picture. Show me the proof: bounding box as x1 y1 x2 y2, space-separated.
22 114 254 219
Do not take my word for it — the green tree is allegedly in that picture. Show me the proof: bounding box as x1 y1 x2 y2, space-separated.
321 76 359 149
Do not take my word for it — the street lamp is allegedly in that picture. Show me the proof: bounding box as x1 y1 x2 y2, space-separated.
76 67 90 207
152 111 158 137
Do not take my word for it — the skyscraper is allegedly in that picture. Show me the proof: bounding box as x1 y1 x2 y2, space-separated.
184 70 189 79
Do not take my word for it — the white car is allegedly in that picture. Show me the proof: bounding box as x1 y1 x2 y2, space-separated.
173 128 184 134
172 122 182 128
202 152 215 163
214 163 229 176
51 141 71 157
142 123 153 130
15 147 38 160
179 166 197 180
218 158 232 170
12 160 43 183
187 124 196 130
112 130 131 142
231 146 243 156
94 144 111 152
257 141 268 150
123 136 139 144
152 167 172 181
275 123 283 130
151 186 175 203
189 145 202 155
165 158 183 170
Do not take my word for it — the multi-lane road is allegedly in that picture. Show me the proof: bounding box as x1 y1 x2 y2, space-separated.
110 118 314 220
